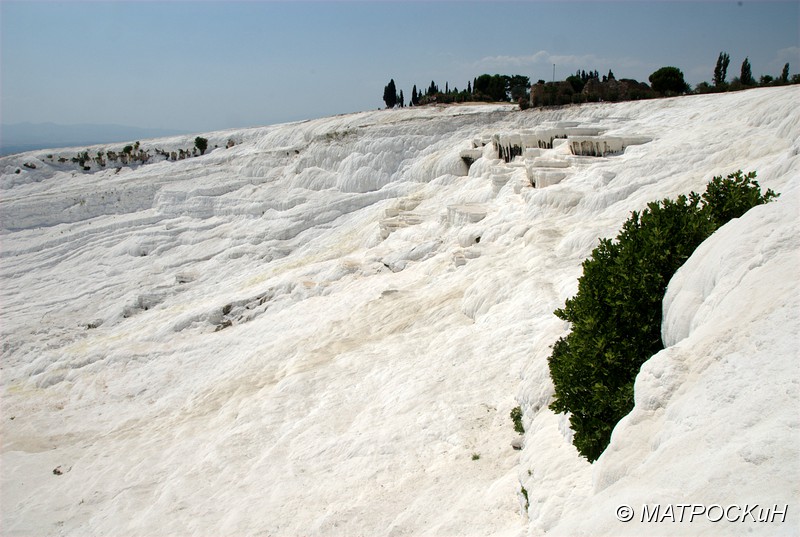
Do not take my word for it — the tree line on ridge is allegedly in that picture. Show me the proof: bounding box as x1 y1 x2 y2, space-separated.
383 52 798 110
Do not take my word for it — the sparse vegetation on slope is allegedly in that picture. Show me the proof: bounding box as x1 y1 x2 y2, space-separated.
32 135 230 176
548 171 778 462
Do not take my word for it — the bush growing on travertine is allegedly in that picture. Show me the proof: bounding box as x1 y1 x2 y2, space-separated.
548 171 777 462
701 170 777 227
520 486 529 510
510 406 524 434
195 136 208 155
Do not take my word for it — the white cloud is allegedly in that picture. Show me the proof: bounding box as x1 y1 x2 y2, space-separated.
472 50 649 78
769 46 800 72
473 51 550 69
776 46 800 61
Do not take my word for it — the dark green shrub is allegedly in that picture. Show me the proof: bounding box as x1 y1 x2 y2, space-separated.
195 136 208 155
548 171 777 462
694 81 714 94
510 406 524 434
701 170 777 227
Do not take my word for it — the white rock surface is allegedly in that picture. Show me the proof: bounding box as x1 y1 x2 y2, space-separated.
1 88 798 536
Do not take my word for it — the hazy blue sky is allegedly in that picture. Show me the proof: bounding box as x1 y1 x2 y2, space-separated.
2 1 798 134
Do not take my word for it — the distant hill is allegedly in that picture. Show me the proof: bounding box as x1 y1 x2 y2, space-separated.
0 122 188 156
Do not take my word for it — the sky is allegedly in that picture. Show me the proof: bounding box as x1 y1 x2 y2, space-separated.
1 0 798 134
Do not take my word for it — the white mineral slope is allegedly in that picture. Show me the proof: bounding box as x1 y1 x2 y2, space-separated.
544 180 800 537
0 87 798 537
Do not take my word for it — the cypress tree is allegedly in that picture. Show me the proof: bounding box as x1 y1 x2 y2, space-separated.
714 52 730 87
780 63 790 84
740 57 755 86
383 79 398 108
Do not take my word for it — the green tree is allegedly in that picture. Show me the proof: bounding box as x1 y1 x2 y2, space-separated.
473 74 492 97
399 89 405 108
473 74 511 101
780 63 790 84
740 57 755 86
566 75 585 93
194 137 208 155
714 52 730 87
648 66 690 95
508 75 531 102
488 75 508 101
383 79 398 108
428 80 437 96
